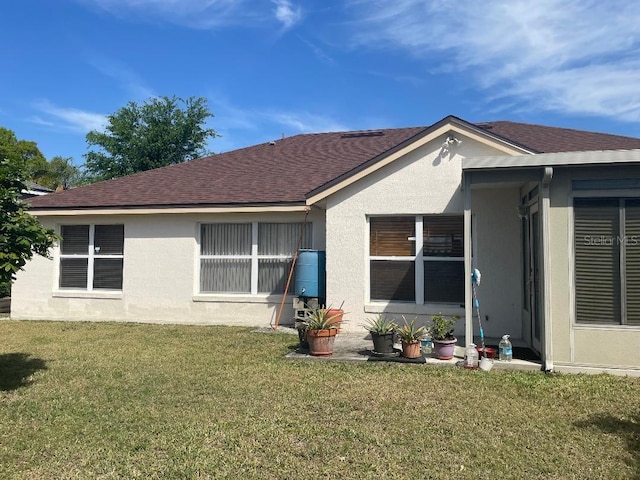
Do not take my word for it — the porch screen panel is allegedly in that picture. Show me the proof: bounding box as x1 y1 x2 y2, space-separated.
423 216 463 257
574 198 620 324
625 200 640 325
200 259 251 293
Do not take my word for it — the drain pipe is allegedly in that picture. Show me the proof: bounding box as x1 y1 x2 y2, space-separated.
272 206 310 330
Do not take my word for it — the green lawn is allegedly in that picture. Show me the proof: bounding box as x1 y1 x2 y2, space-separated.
0 321 638 479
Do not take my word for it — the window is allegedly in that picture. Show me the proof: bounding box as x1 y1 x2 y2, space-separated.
369 215 464 304
200 222 312 294
574 198 640 325
59 225 124 290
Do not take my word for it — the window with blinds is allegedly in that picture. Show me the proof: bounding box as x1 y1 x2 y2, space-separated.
59 224 124 291
574 198 640 325
200 222 312 294
369 215 464 304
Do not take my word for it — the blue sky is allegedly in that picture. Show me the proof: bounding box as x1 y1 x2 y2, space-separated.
2 0 640 165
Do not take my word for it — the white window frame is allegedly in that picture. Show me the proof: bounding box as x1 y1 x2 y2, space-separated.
58 224 124 292
368 215 464 305
199 221 309 295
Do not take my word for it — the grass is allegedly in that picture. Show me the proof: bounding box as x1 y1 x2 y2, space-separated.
0 321 639 479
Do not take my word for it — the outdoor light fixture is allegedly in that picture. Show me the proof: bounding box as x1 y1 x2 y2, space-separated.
517 205 528 219
442 135 462 149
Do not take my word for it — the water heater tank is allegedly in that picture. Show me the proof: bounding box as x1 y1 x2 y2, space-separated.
295 249 326 300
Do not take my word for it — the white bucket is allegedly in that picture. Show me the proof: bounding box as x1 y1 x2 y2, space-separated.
479 357 494 372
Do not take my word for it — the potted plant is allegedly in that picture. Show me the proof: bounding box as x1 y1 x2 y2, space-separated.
396 316 426 359
428 313 460 360
363 314 397 354
303 305 341 356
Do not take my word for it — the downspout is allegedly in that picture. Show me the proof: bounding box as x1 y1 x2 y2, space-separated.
541 167 554 372
463 172 473 347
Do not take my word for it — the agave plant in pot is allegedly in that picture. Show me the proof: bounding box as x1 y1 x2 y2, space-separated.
428 313 460 360
303 305 342 356
364 314 397 354
396 316 427 359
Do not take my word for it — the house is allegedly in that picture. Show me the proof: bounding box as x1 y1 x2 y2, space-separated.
21 181 53 199
12 115 640 375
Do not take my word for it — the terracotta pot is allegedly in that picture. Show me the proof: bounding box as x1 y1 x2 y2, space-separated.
401 340 422 359
433 338 457 360
326 309 344 332
307 329 337 356
371 332 395 354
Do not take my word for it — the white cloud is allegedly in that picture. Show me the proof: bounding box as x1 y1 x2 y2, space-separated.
79 0 296 29
272 0 301 30
346 0 640 121
87 55 156 99
263 111 348 133
32 100 107 133
206 94 351 152
299 36 335 65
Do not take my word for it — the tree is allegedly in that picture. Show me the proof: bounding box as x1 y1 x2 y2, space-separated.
0 144 58 294
35 156 81 190
83 96 217 182
0 127 48 182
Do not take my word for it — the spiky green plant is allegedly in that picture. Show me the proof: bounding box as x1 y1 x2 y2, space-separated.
396 316 427 342
363 314 397 334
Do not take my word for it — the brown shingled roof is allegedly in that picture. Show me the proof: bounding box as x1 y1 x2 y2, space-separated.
29 126 427 209
476 121 640 153
29 116 640 210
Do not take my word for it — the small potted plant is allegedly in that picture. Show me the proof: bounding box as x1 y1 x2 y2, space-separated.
363 314 397 354
303 305 341 356
396 316 426 359
428 313 460 360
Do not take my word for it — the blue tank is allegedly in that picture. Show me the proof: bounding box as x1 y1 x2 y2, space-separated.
295 249 326 300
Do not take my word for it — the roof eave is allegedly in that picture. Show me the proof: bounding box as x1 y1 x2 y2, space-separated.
463 149 640 171
30 201 308 216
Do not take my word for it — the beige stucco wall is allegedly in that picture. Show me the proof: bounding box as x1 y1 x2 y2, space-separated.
12 210 325 327
324 133 520 335
549 166 640 370
470 188 523 340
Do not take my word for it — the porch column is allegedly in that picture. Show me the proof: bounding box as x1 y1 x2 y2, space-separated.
463 173 473 347
541 167 554 372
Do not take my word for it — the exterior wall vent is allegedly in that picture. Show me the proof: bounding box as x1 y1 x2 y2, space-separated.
341 131 385 139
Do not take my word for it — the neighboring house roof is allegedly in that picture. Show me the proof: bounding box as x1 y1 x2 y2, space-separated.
21 181 53 198
28 115 640 211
